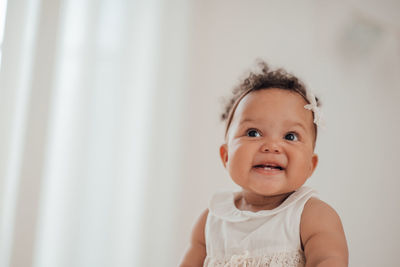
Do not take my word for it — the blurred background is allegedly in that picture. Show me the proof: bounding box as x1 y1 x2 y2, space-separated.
0 0 399 266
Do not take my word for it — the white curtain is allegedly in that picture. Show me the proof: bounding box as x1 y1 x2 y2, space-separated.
0 0 190 266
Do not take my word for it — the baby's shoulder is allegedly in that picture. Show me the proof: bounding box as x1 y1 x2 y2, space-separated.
301 197 341 225
191 209 209 244
180 209 209 266
300 197 345 245
302 197 339 219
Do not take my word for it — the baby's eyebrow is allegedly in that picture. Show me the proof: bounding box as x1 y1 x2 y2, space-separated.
239 118 256 124
286 121 307 131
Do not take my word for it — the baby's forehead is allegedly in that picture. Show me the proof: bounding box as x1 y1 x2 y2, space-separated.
237 89 309 115
231 89 315 131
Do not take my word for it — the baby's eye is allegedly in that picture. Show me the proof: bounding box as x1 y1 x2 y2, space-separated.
246 129 261 137
284 132 298 141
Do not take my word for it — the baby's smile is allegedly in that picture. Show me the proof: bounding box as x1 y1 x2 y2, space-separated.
253 160 285 174
253 161 285 171
253 163 285 176
253 169 284 179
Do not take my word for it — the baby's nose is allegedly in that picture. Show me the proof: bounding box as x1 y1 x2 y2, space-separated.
261 142 281 153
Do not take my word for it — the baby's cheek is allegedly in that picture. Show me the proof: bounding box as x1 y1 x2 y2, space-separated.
229 148 248 168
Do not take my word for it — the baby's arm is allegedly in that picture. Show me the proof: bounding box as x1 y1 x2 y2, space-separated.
179 209 208 267
300 198 349 267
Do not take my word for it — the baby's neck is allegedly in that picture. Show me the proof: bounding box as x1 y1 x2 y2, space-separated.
235 190 294 212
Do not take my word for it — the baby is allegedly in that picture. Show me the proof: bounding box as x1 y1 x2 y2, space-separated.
180 62 348 267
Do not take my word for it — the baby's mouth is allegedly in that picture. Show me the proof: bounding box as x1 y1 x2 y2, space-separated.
253 164 284 171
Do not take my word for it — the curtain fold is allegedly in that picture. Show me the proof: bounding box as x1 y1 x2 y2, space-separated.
0 0 44 266
0 0 190 266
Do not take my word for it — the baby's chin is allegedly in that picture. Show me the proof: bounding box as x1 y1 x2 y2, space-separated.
244 184 303 198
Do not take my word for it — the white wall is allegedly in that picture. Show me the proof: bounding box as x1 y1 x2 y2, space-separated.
174 0 400 266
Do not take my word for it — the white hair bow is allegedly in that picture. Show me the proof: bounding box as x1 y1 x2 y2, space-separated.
304 90 325 129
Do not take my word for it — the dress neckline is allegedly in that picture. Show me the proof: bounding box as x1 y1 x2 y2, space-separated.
209 186 316 222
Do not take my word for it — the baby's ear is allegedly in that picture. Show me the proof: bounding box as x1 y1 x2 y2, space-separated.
309 153 318 175
219 144 228 168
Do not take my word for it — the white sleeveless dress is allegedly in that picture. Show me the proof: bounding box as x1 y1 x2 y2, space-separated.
204 186 317 267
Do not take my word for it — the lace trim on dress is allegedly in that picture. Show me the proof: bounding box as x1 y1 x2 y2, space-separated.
203 250 305 267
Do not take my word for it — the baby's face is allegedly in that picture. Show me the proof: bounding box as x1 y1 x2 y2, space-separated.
219 89 318 197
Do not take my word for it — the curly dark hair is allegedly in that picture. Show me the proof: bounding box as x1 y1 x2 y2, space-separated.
221 60 320 143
